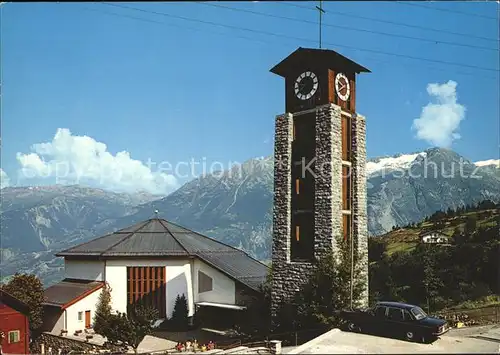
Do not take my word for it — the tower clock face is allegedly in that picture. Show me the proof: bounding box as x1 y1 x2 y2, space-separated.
335 72 350 102
294 71 319 101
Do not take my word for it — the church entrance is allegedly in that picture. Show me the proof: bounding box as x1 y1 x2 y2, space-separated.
127 266 166 318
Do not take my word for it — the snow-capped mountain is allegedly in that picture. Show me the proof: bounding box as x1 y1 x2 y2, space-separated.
366 152 428 176
1 148 499 286
367 153 499 176
474 159 500 167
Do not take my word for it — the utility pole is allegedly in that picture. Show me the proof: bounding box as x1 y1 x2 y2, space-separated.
316 0 325 49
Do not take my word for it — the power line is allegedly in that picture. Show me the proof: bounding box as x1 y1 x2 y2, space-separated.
77 5 279 47
196 2 498 52
72 3 497 79
396 1 498 20
278 1 498 43
101 2 499 73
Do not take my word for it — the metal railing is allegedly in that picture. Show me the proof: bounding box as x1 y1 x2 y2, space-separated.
206 327 327 351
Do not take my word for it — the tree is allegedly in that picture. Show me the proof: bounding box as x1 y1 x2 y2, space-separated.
430 210 446 222
452 226 464 245
246 268 272 335
170 294 189 330
368 256 395 303
368 238 386 263
420 246 445 313
477 199 496 210
465 215 477 235
104 306 159 354
1 273 45 330
93 283 112 336
293 242 367 330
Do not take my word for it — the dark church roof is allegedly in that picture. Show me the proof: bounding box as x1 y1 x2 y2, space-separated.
43 279 104 309
56 219 269 291
270 47 370 77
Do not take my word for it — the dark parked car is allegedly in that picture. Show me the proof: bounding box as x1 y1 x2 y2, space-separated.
339 301 450 343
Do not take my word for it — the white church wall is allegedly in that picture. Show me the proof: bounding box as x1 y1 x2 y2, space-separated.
193 259 235 305
105 259 195 318
65 259 104 281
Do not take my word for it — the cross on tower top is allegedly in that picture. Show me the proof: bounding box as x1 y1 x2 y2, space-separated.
316 0 326 49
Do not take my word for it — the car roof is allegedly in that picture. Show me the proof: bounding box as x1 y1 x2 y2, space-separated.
377 301 420 310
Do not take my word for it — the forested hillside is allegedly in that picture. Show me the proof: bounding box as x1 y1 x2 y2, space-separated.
369 200 500 313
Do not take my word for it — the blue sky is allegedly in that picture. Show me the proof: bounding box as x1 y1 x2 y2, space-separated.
1 2 499 193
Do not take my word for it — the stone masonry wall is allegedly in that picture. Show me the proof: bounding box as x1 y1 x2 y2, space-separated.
315 104 343 261
30 332 125 354
271 112 298 319
352 113 369 308
271 104 343 319
271 104 369 320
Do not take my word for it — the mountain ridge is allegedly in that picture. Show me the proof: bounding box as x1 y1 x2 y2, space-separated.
1 147 498 285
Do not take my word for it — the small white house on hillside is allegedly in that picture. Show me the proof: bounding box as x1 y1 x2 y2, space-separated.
419 231 449 244
42 218 269 335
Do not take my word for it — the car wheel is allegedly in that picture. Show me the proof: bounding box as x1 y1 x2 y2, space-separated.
348 322 360 332
405 331 415 342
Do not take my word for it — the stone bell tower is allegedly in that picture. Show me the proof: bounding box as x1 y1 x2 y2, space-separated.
269 47 370 318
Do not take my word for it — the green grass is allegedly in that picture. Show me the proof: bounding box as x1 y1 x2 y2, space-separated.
380 208 498 256
446 295 500 311
386 242 417 256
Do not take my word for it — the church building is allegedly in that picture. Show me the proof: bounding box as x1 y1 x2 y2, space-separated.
42 218 269 335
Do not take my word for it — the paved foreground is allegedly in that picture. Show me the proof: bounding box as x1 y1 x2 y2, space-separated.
136 335 177 353
287 326 500 354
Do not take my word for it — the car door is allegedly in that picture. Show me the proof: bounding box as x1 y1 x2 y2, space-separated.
386 307 406 338
402 309 420 336
368 305 389 335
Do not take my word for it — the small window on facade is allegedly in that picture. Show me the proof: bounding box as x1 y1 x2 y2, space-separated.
78 311 83 321
198 270 213 293
343 213 351 242
291 212 314 261
341 115 352 161
8 330 20 343
342 165 352 211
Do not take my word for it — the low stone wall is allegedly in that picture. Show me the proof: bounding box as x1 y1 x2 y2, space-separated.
30 332 125 354
434 306 500 327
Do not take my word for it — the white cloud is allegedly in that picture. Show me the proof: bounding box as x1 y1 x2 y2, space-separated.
0 168 10 189
15 128 179 195
412 80 466 148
